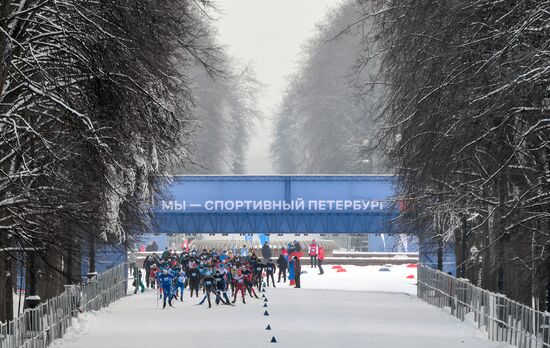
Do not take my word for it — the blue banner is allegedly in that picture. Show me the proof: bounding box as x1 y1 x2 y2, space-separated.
154 176 397 214
152 175 400 234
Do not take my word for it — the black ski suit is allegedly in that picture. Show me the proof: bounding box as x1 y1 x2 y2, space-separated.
187 268 201 297
198 275 217 308
252 263 265 291
265 262 276 287
214 273 231 305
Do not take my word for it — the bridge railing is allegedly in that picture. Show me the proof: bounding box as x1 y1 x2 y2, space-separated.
0 263 127 348
418 265 550 348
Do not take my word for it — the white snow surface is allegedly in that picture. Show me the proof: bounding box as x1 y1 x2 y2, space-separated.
51 265 512 348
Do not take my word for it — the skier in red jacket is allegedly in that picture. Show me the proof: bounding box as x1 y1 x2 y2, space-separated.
232 270 247 304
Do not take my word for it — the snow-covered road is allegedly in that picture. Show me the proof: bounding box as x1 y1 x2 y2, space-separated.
52 265 512 348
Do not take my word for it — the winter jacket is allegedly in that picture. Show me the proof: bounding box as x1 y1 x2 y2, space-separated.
143 256 155 270
187 268 201 283
261 244 272 259
202 276 217 291
213 273 226 290
253 263 264 275
233 274 246 288
309 243 318 256
318 247 325 261
276 255 288 269
266 262 276 274
176 273 186 284
158 273 174 289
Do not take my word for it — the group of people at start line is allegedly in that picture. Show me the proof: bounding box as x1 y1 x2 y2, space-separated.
132 240 326 308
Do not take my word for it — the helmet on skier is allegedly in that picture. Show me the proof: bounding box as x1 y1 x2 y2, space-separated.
163 269 168 275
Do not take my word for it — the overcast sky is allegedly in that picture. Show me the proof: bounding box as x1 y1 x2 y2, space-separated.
214 0 346 174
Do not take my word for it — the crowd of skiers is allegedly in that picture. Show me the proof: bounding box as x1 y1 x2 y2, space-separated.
136 240 325 309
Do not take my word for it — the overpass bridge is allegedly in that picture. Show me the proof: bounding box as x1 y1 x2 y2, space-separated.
92 175 452 275
152 175 401 235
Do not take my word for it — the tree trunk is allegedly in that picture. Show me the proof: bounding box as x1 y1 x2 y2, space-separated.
0 248 14 322
88 235 96 274
496 175 506 294
26 251 38 297
461 214 468 278
437 236 443 272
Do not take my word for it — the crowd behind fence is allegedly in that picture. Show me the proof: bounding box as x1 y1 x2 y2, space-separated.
0 263 127 348
418 265 550 348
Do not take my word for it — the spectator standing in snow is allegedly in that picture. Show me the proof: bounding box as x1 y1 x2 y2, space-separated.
288 253 295 286
293 256 302 288
309 239 318 268
293 240 302 254
261 241 272 263
276 251 288 283
143 254 155 288
318 245 325 275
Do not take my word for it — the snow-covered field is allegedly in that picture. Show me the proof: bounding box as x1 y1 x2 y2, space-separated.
52 265 512 348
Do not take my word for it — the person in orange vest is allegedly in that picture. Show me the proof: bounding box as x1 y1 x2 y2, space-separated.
318 245 325 275
309 239 318 268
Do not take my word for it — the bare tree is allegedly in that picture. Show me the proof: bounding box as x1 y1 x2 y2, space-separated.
357 0 550 309
0 0 220 321
271 2 383 175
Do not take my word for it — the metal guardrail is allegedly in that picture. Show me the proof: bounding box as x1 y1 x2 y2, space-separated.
418 265 550 348
0 263 127 348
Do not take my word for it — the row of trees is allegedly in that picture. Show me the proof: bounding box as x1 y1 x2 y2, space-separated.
169 60 258 175
354 0 550 309
272 0 549 309
0 0 256 322
271 2 383 175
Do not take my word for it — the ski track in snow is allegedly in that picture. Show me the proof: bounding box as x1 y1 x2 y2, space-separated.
51 265 512 348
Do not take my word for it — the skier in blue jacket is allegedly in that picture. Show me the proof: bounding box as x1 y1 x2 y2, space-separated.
175 270 186 302
159 269 174 308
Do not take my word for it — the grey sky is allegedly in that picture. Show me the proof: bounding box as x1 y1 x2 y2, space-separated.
214 0 346 174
